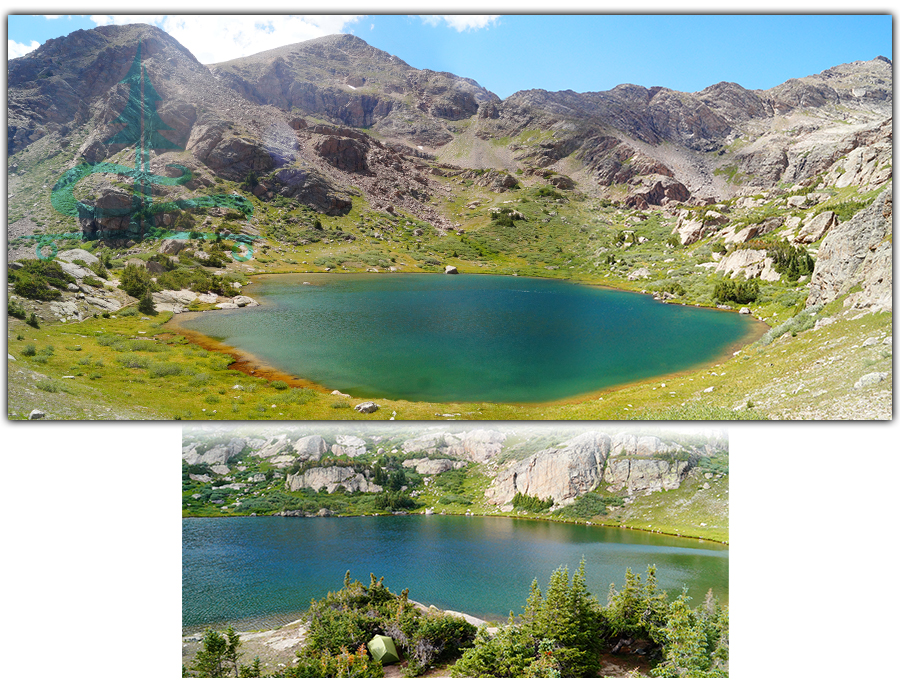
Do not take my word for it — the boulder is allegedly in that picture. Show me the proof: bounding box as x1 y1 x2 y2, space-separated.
58 260 93 279
294 435 327 460
401 458 462 475
854 371 889 390
83 296 122 311
715 249 780 281
444 265 459 275
354 402 379 414
158 239 187 255
233 295 259 307
627 267 651 281
797 210 838 244
332 435 368 457
56 248 99 265
28 409 45 420
286 466 382 494
153 289 198 306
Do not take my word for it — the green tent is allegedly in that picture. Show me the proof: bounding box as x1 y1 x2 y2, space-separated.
367 634 400 664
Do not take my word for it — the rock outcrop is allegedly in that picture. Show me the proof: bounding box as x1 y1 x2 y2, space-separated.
182 437 247 467
293 435 327 460
715 248 781 282
806 186 892 312
331 435 367 458
400 429 507 463
485 432 612 507
286 466 382 494
603 458 691 495
485 432 693 507
401 458 465 475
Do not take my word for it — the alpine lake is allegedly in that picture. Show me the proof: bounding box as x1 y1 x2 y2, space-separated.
182 515 728 632
172 273 763 404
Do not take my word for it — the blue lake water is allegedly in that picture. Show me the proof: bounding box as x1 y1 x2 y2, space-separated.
174 273 761 403
182 515 728 632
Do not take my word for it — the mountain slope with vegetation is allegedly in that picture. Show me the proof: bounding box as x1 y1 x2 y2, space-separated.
8 25 892 420
182 425 729 542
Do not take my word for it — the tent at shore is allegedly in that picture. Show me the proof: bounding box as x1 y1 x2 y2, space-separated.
367 634 400 664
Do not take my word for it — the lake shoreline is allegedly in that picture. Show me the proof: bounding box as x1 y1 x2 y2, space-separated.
166 270 768 409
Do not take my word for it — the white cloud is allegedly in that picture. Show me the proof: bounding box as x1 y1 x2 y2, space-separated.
43 15 62 20
420 15 500 31
8 39 41 59
87 14 362 63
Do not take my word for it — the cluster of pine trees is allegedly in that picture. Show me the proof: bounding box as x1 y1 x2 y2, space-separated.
184 564 728 678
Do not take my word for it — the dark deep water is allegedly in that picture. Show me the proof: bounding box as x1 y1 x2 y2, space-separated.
183 515 728 632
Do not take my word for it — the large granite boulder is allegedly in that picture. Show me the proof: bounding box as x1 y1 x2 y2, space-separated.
286 466 382 494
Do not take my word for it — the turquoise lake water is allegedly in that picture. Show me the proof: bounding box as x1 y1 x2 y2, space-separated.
182 516 728 632
175 273 760 403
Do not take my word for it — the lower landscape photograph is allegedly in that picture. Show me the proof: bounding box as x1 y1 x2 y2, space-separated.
182 423 729 677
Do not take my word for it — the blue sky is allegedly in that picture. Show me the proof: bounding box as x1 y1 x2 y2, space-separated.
7 12 893 99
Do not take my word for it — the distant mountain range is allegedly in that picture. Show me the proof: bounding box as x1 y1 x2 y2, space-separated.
8 24 891 217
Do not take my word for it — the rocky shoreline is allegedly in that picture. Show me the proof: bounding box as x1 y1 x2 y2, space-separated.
182 602 495 676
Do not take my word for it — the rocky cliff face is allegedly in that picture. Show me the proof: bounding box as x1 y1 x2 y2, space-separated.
483 432 696 508
806 185 893 312
207 34 500 148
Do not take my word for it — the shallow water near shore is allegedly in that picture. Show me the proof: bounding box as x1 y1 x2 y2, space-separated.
174 273 762 403
182 515 728 632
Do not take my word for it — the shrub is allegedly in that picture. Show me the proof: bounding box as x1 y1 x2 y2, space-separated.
8 298 27 320
120 263 152 298
712 278 759 305
511 491 554 512
138 291 157 315
766 239 815 280
36 378 62 393
118 353 149 369
269 380 289 390
557 491 624 519
536 186 564 200
22 344 37 357
285 387 316 404
13 271 62 301
147 361 185 378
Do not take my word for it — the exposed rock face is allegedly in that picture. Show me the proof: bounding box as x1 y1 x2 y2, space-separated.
796 210 839 244
806 186 892 311
251 435 296 463
485 432 694 507
331 435 367 458
485 432 612 507
401 458 464 475
609 433 676 457
603 459 691 495
286 466 382 494
400 430 507 462
293 435 327 460
715 249 781 282
208 34 498 148
314 135 370 173
182 437 247 466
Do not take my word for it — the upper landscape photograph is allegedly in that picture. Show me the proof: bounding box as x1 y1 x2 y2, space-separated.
6 14 892 420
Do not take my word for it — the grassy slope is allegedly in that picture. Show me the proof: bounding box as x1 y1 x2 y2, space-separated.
7 155 892 421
